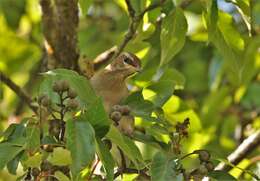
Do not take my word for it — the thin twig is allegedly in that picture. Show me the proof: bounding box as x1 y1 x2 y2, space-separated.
0 71 38 114
125 0 135 18
114 0 166 58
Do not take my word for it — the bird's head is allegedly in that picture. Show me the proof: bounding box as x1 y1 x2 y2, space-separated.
109 52 142 78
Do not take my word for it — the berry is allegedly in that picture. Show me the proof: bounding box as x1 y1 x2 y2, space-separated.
52 81 62 92
68 88 77 99
60 80 69 91
110 111 122 122
198 164 208 175
41 96 51 107
205 161 214 172
31 167 40 177
67 99 79 109
111 105 121 112
198 150 210 162
120 105 131 115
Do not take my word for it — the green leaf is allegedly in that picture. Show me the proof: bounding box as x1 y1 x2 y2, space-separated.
26 122 40 153
0 0 26 30
143 80 175 107
241 36 260 85
48 147 72 166
79 0 93 16
7 151 23 175
208 170 236 181
106 125 143 168
160 8 187 66
206 2 245 85
0 142 24 170
66 117 96 179
96 138 115 181
160 68 185 89
81 98 110 138
151 152 180 181
124 91 154 117
54 171 71 181
40 69 97 107
22 153 42 168
241 83 260 109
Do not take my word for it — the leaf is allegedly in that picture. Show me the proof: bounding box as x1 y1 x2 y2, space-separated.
22 153 42 168
66 117 96 179
26 122 40 153
241 36 260 85
124 91 154 117
160 7 187 66
7 151 23 175
160 68 185 89
79 0 93 16
151 152 180 181
96 138 115 181
143 80 175 107
208 170 236 181
0 0 26 30
206 2 245 85
48 147 72 166
241 83 260 109
54 171 71 181
106 125 143 168
40 69 97 107
80 98 110 138
0 142 24 170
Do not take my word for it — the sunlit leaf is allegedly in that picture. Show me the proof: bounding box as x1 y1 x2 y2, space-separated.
160 8 187 66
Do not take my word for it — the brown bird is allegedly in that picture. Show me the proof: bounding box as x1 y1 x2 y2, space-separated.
90 52 141 112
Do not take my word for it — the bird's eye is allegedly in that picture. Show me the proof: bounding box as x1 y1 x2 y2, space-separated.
123 57 133 66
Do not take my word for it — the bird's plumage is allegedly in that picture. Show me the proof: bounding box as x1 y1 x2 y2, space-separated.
90 52 141 112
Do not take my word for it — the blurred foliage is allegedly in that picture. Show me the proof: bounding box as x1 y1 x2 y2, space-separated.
0 0 259 180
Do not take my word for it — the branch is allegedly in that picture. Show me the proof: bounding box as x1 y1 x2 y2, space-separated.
125 0 135 18
215 130 260 171
40 0 79 70
114 0 166 58
0 71 38 114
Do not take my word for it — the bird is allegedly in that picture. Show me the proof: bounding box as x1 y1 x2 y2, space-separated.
90 52 141 112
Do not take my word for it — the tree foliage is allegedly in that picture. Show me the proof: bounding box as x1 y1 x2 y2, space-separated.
0 0 259 180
